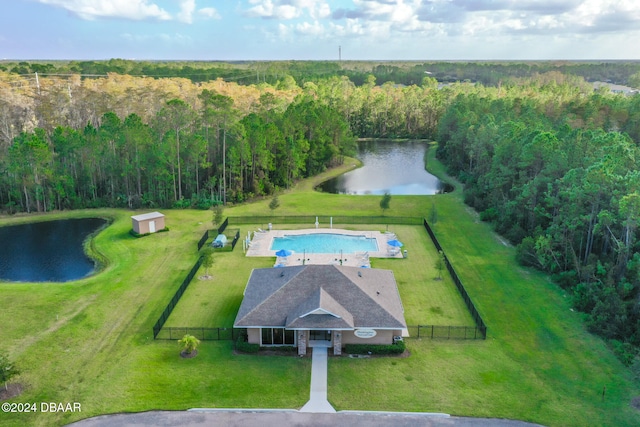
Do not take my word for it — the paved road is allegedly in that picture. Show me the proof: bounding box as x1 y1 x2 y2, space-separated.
68 410 546 427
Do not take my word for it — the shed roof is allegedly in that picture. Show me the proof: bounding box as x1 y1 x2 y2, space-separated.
131 211 165 222
234 265 406 330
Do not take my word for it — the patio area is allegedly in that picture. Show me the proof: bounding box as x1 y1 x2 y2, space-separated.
244 228 404 267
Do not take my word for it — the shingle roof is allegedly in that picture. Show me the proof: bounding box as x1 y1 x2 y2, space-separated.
131 211 164 221
286 288 354 328
234 265 406 330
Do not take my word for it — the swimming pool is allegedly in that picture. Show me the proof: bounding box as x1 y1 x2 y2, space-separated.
270 233 378 254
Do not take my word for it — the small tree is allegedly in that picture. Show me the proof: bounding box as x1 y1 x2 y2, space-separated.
0 352 19 391
178 334 201 356
435 250 445 280
380 192 391 215
201 247 214 277
429 201 438 225
269 195 280 212
212 204 224 228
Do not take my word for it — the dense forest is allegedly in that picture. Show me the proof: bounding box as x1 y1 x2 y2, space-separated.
435 77 640 366
3 59 640 87
0 69 450 211
3 61 640 365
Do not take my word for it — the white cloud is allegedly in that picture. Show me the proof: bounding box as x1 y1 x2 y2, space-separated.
37 0 172 21
177 0 196 23
245 0 331 20
295 20 325 36
198 7 221 19
121 32 192 44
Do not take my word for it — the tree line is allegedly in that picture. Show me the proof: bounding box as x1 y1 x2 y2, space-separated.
435 78 640 364
0 70 450 213
0 83 355 211
4 59 640 87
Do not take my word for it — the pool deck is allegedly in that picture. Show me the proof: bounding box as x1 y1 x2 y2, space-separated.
245 228 404 267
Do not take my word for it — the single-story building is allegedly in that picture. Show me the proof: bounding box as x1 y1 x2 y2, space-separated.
234 264 407 355
131 211 165 235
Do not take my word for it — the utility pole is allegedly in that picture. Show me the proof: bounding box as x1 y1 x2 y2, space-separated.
35 72 40 95
339 46 341 62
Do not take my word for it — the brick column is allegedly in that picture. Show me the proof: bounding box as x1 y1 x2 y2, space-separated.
333 331 342 355
298 331 307 356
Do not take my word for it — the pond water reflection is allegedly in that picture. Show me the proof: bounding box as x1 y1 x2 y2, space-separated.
317 140 450 195
0 218 107 282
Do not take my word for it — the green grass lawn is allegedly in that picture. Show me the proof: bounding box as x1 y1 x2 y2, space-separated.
0 150 639 427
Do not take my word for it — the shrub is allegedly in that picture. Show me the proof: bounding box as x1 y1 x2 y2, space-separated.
178 334 201 355
129 229 149 238
261 346 297 353
235 334 260 353
129 227 168 238
608 340 638 366
479 207 499 222
344 340 406 355
515 237 539 267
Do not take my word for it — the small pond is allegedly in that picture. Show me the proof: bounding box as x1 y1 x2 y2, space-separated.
0 218 107 282
317 140 451 195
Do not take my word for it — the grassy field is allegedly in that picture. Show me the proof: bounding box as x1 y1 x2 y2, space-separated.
0 150 639 426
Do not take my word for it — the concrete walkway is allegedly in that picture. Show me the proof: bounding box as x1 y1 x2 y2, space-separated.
299 347 336 413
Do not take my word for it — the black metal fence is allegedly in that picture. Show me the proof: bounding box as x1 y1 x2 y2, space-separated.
197 226 240 252
228 215 423 226
156 325 480 341
156 215 486 341
154 326 244 341
152 256 204 339
230 229 240 250
197 230 209 251
405 325 484 339
218 217 229 234
423 219 487 338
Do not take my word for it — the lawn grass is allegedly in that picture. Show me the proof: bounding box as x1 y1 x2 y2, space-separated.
0 149 639 427
164 244 273 327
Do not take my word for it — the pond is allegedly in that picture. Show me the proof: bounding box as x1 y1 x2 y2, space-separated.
317 140 451 195
0 218 107 282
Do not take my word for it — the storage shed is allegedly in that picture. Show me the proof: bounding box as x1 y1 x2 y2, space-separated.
131 212 165 234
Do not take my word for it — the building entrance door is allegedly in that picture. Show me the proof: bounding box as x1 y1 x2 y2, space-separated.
309 330 331 341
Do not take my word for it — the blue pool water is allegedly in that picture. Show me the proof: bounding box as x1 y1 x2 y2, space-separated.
271 233 378 254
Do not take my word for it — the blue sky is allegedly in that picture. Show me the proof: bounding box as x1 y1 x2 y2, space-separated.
2 0 640 60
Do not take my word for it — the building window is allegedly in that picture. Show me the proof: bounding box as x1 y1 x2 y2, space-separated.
261 328 295 346
285 329 295 344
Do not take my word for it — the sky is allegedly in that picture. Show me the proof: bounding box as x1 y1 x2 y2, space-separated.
1 0 640 61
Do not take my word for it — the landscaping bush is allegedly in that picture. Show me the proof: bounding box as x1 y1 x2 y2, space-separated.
344 340 406 355
235 334 260 353
261 346 297 353
129 227 169 238
129 229 149 238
